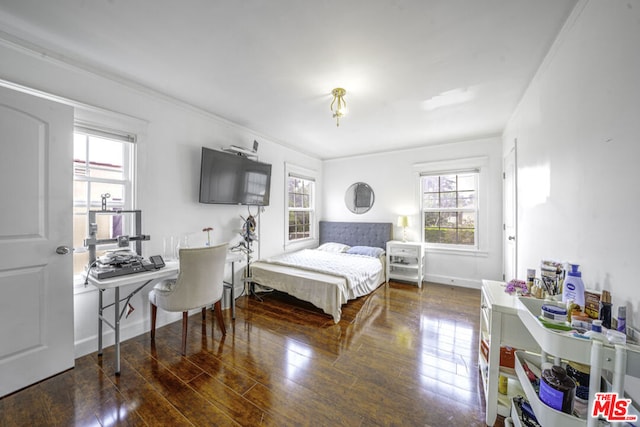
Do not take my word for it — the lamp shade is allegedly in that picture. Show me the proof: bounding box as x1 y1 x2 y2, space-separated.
397 215 409 228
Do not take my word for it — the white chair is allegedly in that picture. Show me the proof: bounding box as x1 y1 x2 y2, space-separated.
149 243 228 355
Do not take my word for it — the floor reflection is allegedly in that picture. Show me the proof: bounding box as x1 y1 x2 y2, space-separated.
419 315 478 406
284 339 312 380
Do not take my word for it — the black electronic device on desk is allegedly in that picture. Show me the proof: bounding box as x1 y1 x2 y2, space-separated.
89 250 164 280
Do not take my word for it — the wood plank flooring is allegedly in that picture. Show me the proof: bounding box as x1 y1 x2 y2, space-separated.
0 281 501 426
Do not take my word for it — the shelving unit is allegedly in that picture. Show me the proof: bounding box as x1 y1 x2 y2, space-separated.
513 295 640 427
386 240 425 287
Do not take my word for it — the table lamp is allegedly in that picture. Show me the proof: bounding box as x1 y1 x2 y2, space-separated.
397 215 409 242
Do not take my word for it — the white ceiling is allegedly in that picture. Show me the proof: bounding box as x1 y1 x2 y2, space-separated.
0 0 577 159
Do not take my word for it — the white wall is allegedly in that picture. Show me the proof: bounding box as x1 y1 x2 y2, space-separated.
322 136 504 289
503 0 640 328
0 39 322 357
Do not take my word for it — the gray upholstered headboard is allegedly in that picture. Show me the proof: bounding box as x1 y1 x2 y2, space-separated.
319 221 392 249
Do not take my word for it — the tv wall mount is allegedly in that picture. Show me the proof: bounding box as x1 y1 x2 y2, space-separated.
222 141 259 159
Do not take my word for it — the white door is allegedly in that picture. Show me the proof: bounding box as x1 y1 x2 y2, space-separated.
0 85 74 397
503 144 517 281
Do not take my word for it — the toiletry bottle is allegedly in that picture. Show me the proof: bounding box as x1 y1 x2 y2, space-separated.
526 268 536 294
498 374 508 395
539 365 577 414
617 306 626 333
585 319 606 342
562 264 585 307
566 299 574 322
599 290 612 329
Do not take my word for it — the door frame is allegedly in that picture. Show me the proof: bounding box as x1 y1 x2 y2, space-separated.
503 141 518 281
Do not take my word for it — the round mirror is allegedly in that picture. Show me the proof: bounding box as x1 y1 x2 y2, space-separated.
345 182 375 214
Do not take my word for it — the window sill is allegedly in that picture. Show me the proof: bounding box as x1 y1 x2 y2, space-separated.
73 275 96 295
424 246 488 257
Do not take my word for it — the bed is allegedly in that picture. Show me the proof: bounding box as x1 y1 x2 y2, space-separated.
249 221 392 323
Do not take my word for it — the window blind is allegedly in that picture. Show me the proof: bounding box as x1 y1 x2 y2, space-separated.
74 124 136 143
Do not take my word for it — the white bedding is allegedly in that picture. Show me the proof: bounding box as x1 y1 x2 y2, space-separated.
250 248 385 323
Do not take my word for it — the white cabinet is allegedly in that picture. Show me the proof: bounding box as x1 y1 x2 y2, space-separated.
480 280 539 425
386 241 425 287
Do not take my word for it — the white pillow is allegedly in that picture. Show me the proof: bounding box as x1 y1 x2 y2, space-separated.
316 242 351 253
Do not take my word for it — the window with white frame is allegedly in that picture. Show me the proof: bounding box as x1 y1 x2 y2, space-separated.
286 164 316 243
420 171 478 246
73 125 135 276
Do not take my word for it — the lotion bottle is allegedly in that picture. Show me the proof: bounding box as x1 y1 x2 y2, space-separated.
562 264 585 307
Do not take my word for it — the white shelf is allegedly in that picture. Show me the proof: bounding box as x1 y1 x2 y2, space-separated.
517 297 618 368
389 262 419 269
514 351 584 427
388 273 420 282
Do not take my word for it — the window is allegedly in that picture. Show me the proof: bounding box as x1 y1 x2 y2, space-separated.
286 164 316 243
73 125 135 276
287 176 314 241
421 171 478 246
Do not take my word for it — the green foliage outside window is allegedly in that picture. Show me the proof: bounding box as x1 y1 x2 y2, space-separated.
288 176 314 241
422 173 477 246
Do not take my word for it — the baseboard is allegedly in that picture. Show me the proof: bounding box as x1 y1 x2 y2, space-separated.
74 310 186 358
424 273 482 290
74 295 238 359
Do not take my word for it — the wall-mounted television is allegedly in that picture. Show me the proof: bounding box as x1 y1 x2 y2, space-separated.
199 147 272 206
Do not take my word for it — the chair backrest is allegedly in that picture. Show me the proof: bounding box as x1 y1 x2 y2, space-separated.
163 243 228 312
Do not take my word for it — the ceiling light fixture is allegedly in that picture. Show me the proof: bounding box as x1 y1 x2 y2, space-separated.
330 88 347 127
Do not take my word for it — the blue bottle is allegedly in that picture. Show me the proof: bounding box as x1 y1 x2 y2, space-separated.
617 306 626 333
562 264 585 307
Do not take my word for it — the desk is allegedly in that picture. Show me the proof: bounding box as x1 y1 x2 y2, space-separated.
87 262 179 375
87 253 243 375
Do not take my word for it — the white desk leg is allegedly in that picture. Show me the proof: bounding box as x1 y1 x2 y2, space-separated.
114 286 120 375
98 289 103 356
231 261 236 319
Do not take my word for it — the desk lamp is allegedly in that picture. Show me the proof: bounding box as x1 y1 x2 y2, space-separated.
397 215 409 242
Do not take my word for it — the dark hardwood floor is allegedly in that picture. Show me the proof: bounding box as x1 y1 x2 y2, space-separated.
0 281 502 426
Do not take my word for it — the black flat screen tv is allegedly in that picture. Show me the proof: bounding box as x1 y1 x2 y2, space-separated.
199 147 272 206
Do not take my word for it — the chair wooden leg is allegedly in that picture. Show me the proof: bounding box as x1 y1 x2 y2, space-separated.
181 311 188 356
150 302 157 340
202 307 207 320
214 300 226 336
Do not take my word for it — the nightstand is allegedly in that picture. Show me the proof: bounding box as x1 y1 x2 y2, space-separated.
386 240 425 287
